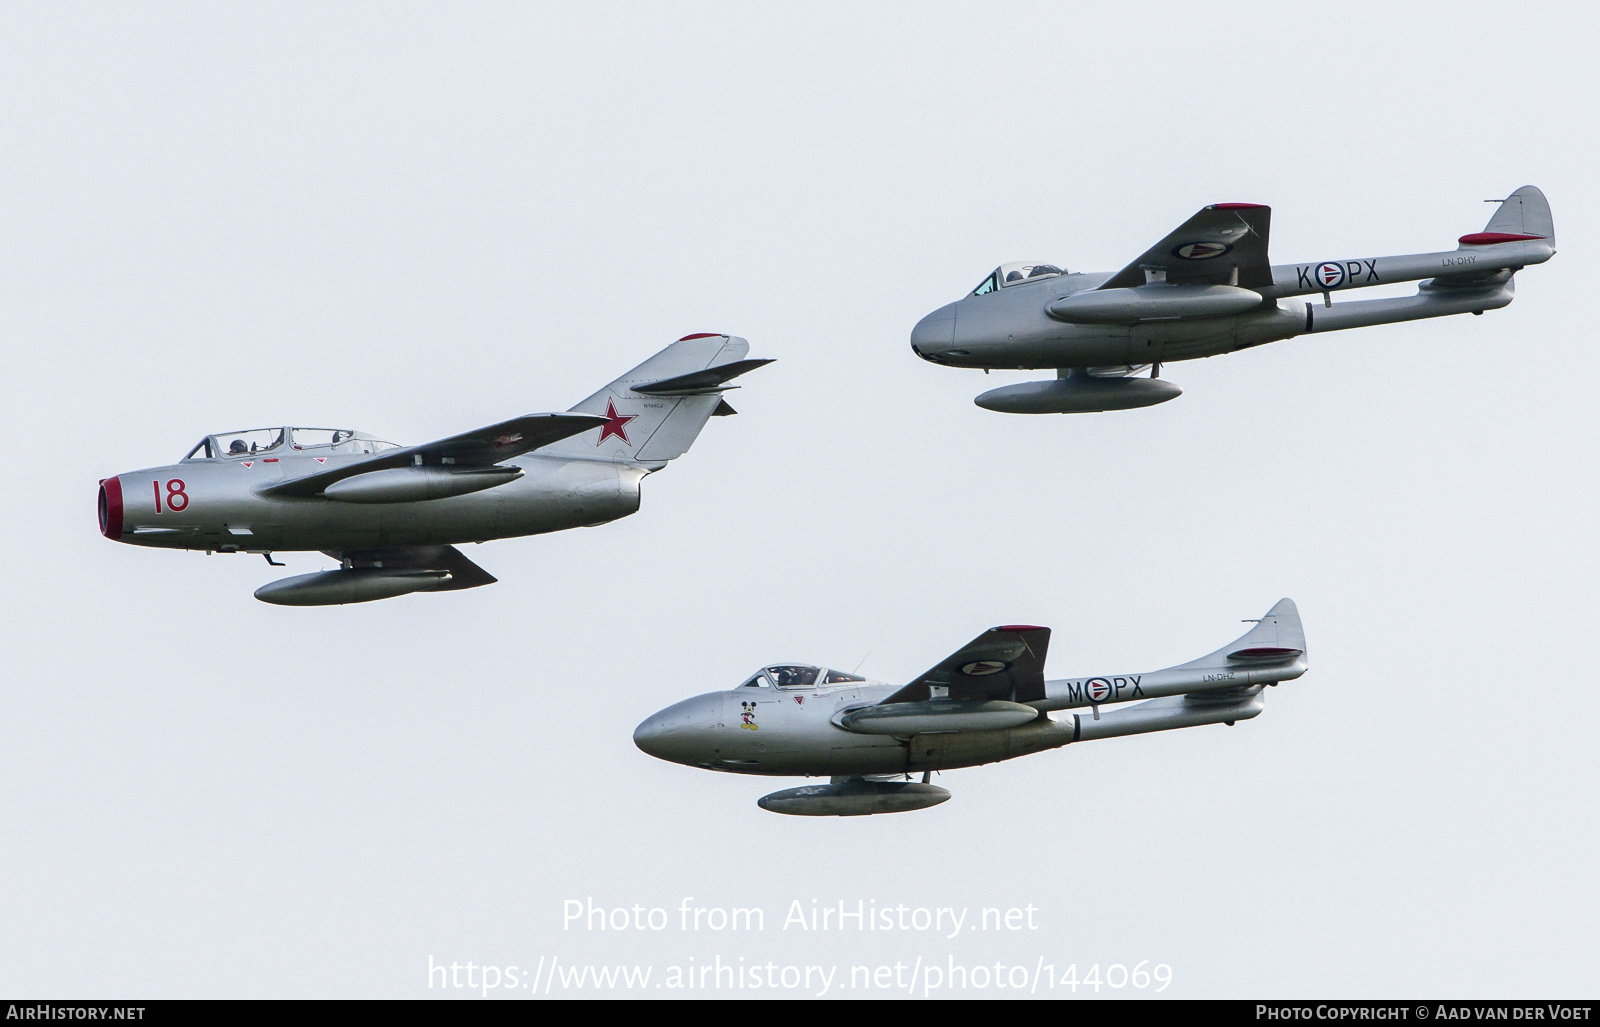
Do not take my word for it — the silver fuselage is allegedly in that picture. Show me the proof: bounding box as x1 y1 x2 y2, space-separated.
635 653 1304 778
101 449 645 554
910 239 1551 370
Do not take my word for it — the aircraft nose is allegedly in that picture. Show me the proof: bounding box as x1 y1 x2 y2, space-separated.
633 694 720 764
910 303 957 361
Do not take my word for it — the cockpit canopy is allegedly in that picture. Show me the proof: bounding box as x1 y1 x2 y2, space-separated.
971 261 1066 296
182 427 401 461
739 664 869 689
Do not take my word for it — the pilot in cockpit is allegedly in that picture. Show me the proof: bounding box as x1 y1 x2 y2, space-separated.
229 439 249 455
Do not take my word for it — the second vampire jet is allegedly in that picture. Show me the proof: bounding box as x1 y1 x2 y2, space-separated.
98 335 770 605
910 186 1554 413
635 599 1305 815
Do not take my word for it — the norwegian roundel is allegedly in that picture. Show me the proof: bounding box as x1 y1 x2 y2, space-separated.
1086 677 1112 702
1315 262 1347 288
1172 241 1232 260
960 660 1009 676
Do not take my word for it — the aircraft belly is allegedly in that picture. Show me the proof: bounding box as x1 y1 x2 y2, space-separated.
1140 303 1306 362
495 460 637 538
980 325 1129 369
742 739 906 778
906 718 1072 772
1023 329 1132 368
1134 317 1240 361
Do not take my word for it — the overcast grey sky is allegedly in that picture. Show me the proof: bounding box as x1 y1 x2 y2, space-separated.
2 1 1595 998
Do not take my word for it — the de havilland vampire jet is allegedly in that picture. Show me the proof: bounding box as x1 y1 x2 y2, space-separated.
910 186 1554 413
98 335 770 605
635 599 1306 815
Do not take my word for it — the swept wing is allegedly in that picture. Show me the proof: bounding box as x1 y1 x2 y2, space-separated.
879 625 1051 705
1098 202 1273 290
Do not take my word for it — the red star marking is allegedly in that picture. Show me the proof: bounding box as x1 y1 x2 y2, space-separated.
596 399 637 446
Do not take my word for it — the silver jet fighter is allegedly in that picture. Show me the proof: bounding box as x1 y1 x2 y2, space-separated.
911 186 1555 413
98 335 770 605
636 599 1306 815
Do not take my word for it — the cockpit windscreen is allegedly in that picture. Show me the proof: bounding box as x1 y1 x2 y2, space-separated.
974 262 1064 295
765 665 819 688
214 428 284 457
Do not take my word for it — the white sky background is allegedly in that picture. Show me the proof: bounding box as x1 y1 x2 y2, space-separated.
2 1 1595 999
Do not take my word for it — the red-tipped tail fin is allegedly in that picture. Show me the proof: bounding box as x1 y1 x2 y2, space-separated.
1462 185 1553 247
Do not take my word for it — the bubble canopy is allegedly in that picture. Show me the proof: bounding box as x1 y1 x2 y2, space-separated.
738 665 870 688
970 262 1065 296
182 427 401 460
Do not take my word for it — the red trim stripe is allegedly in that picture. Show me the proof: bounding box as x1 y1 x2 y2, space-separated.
1458 232 1544 245
677 333 724 341
1212 202 1267 210
996 624 1047 632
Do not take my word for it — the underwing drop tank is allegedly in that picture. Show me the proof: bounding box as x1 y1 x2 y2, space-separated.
253 568 452 606
976 372 1181 414
757 780 952 817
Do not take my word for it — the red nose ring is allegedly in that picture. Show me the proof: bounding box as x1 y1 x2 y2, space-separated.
98 477 124 540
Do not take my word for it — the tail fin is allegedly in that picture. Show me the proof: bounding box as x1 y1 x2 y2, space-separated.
1464 185 1555 246
541 334 771 466
1167 598 1307 675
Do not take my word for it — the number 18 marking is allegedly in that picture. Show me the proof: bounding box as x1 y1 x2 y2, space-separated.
153 478 189 513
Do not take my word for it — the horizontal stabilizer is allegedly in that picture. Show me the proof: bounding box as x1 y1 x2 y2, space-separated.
631 358 774 395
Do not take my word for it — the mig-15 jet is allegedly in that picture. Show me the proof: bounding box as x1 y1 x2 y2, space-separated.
635 599 1305 815
97 335 770 605
910 186 1554 413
